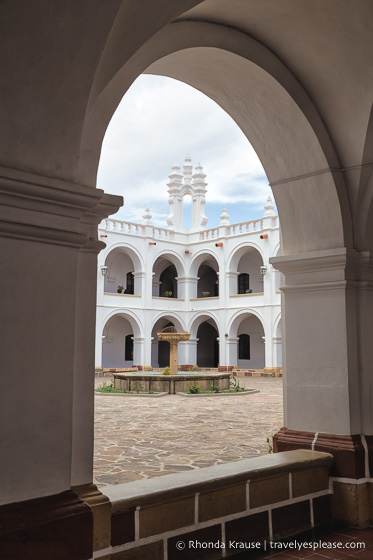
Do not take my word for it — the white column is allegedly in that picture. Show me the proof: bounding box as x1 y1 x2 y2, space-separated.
188 276 199 299
262 306 274 370
132 337 145 367
178 340 189 365
71 239 105 486
271 248 367 435
152 279 161 297
176 276 187 300
226 337 239 367
273 336 282 367
133 271 146 297
0 167 121 505
150 338 157 368
226 271 238 297
186 337 198 365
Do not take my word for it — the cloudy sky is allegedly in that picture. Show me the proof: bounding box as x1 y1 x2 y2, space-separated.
97 75 273 228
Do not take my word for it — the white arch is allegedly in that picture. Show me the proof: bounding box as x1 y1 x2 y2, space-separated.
102 308 143 338
227 308 266 339
272 242 281 258
152 250 186 278
227 242 264 273
188 248 220 277
188 311 220 338
273 312 282 335
80 19 351 254
151 311 186 333
103 241 144 272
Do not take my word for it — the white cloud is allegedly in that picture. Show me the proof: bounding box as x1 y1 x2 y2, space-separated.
97 75 273 227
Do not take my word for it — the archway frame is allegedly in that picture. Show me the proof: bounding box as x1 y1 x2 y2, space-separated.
80 19 352 256
102 308 144 339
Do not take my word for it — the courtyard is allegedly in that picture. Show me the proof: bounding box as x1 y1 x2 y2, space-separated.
93 375 283 487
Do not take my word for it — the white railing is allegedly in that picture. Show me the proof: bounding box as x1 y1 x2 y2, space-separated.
152 227 175 240
100 215 278 241
231 218 263 235
199 228 218 240
102 219 144 236
199 217 279 240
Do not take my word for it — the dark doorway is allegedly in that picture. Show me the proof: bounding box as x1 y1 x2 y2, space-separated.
197 322 219 367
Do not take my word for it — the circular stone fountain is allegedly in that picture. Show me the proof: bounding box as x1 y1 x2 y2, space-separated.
112 326 231 394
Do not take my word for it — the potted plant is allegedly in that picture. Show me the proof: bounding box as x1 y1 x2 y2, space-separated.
202 291 210 297
117 285 124 293
164 291 173 298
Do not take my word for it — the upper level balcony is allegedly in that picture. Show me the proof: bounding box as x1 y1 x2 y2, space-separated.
98 211 280 307
99 214 278 244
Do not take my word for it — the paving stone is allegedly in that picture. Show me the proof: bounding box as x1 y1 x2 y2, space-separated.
94 376 283 487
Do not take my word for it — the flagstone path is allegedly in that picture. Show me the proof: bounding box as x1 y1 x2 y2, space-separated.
93 376 283 487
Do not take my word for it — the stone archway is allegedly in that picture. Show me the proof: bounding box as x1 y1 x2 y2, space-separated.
2 3 373 552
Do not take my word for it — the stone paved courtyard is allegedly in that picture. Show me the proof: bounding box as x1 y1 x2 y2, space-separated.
94 376 283 487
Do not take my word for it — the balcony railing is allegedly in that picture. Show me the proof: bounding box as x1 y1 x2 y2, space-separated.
100 215 278 240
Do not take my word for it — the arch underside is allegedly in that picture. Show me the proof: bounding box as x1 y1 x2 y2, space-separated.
79 19 357 255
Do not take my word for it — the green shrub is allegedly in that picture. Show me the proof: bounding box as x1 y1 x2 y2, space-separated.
230 377 245 391
132 381 144 393
188 383 201 394
96 382 123 393
210 384 221 393
162 366 170 376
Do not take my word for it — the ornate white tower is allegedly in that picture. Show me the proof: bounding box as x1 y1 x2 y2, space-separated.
166 164 183 229
191 162 208 229
166 155 208 232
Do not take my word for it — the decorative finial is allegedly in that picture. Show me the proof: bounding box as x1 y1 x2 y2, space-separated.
219 207 231 226
263 195 275 217
192 163 207 192
183 155 193 185
142 208 153 225
167 164 183 194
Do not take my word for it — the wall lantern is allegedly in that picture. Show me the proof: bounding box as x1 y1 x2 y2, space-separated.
260 234 268 239
100 265 108 276
260 265 268 276
100 234 107 238
215 242 223 247
149 242 157 245
185 250 191 254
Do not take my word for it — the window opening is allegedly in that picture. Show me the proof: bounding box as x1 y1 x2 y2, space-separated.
238 333 250 360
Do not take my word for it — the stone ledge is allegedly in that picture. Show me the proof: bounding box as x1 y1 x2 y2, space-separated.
105 450 333 513
176 389 259 397
95 392 169 398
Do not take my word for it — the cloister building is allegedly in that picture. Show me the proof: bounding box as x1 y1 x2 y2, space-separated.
2 2 373 559
96 156 282 373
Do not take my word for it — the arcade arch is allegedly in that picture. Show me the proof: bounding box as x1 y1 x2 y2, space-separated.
102 312 143 368
228 244 265 295
190 252 219 299
152 253 186 298
228 311 266 369
103 245 143 295
189 313 220 367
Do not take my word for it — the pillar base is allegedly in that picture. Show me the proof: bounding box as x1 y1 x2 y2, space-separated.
73 483 111 553
332 481 373 528
263 367 282 374
274 428 373 528
274 428 366 479
0 490 92 560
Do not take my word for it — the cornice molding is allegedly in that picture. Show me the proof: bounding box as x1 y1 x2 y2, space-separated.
0 166 122 247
